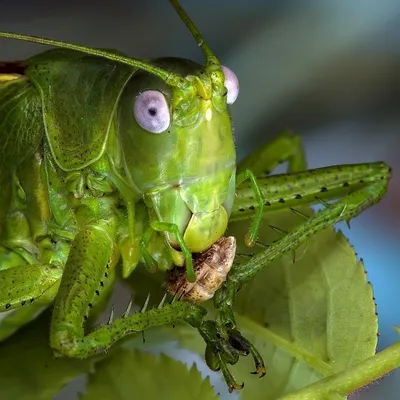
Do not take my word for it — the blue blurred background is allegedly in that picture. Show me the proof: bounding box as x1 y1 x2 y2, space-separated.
1 0 399 398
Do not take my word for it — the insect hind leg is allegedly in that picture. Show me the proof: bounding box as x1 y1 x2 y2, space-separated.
49 215 206 358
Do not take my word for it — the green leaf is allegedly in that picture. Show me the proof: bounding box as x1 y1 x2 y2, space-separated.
79 348 218 400
0 310 94 400
228 209 377 399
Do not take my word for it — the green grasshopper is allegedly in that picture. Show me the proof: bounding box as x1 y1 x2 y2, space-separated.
0 0 391 392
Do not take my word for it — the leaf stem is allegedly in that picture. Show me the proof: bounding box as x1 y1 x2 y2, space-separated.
279 339 400 399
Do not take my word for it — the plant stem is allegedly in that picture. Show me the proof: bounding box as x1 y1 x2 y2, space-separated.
279 339 400 400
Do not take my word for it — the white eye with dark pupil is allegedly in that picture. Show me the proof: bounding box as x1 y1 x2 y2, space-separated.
221 65 239 105
133 90 170 133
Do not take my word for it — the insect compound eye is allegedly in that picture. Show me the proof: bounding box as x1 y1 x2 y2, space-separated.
133 90 170 133
221 65 239 105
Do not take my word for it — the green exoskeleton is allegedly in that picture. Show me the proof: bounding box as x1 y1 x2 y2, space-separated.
0 0 392 392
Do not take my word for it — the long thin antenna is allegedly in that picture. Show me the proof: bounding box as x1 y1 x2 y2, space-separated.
0 31 186 88
169 0 220 68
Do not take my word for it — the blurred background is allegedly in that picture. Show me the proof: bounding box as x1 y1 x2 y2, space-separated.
1 0 399 398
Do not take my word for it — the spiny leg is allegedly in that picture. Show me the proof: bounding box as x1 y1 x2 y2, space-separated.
56 300 206 358
205 161 391 389
0 263 63 341
235 131 307 246
232 165 391 287
50 215 205 358
232 162 389 222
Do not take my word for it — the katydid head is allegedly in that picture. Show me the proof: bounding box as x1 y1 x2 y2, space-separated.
0 0 240 263
119 57 237 254
117 0 240 256
121 0 239 256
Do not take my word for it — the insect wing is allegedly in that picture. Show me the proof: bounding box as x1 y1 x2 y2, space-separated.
25 48 135 171
0 77 44 173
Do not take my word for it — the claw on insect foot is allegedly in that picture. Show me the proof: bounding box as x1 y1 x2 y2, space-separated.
228 329 266 378
216 352 244 393
199 320 266 391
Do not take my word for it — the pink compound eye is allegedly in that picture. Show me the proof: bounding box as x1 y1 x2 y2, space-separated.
221 65 239 105
133 90 170 133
